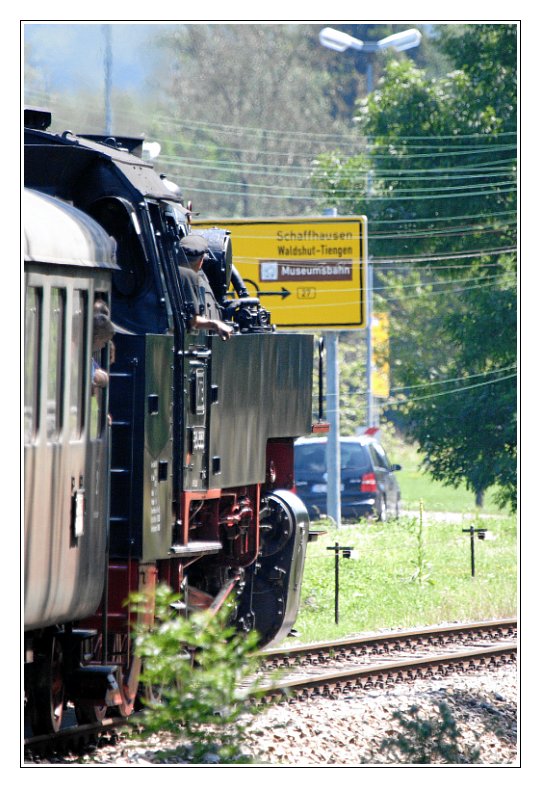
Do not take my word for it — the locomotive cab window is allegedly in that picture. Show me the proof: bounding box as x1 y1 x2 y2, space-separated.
87 198 147 298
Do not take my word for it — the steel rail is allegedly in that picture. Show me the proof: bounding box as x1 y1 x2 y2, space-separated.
256 643 517 700
261 618 517 662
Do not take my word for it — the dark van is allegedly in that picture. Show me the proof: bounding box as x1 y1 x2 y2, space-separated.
294 436 401 521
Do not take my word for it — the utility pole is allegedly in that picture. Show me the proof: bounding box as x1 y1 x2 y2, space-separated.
326 331 342 526
103 24 113 135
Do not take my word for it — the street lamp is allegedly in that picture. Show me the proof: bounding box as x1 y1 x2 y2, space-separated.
319 26 422 91
376 29 423 52
318 26 421 526
319 28 365 53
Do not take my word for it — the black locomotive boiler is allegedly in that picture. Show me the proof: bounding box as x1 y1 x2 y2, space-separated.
24 108 317 734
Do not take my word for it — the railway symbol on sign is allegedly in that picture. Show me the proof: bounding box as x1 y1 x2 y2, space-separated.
192 216 367 329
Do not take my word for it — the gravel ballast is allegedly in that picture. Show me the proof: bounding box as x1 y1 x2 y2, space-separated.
35 662 516 766
242 662 517 765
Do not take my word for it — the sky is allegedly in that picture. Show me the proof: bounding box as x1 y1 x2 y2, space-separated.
24 22 174 94
23 21 437 99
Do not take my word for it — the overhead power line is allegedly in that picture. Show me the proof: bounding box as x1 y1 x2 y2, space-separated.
228 240 516 264
173 169 516 197
371 271 514 292
177 179 516 203
161 136 517 161
370 225 515 241
389 364 517 393
365 210 516 226
370 247 516 263
167 166 515 194
31 93 516 145
222 271 515 298
148 111 517 143
324 370 516 414
385 372 516 407
235 276 515 312
158 151 516 179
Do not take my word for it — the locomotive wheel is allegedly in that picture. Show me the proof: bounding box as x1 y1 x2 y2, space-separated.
29 635 65 735
259 493 295 557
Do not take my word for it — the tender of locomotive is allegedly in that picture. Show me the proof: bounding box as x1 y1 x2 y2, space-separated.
24 108 316 734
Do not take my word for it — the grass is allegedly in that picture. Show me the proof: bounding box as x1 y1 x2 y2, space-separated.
295 513 517 644
291 428 517 644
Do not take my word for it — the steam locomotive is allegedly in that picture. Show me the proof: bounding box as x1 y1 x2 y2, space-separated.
24 108 318 734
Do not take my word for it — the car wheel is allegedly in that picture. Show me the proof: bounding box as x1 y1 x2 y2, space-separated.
377 496 388 522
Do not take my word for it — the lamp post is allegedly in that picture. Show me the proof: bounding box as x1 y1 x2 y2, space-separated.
319 25 422 431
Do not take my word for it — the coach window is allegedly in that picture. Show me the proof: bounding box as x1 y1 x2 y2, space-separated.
24 287 41 443
69 290 87 439
46 288 65 440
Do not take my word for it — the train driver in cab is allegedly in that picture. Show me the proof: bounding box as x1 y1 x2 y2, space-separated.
178 234 233 341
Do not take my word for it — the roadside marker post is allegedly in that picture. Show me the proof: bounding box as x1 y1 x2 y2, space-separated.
327 542 354 625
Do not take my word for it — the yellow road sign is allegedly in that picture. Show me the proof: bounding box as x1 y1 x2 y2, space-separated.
371 312 390 399
192 217 367 329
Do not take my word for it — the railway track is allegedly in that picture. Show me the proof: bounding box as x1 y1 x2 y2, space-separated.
24 619 517 759
254 618 517 701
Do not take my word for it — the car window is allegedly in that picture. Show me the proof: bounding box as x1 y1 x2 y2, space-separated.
340 443 370 471
295 445 326 476
371 443 391 470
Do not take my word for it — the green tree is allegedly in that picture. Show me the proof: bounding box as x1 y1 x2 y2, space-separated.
313 24 517 509
151 24 351 218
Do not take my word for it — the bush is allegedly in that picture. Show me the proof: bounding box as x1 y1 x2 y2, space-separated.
129 584 262 764
376 702 480 764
